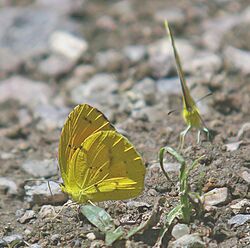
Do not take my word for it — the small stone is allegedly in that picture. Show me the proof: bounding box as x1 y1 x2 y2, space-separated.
34 105 68 131
171 234 205 248
70 73 118 107
37 54 74 77
156 77 181 95
131 77 157 105
172 224 190 239
73 64 96 81
50 31 88 61
95 49 123 71
126 201 151 209
51 234 60 244
230 199 250 214
224 46 250 75
30 244 42 248
24 181 67 205
2 234 23 246
202 15 240 51
0 152 14 160
225 141 243 151
38 205 58 218
203 187 229 206
86 233 96 241
238 167 250 183
228 214 250 227
0 177 18 195
96 15 117 31
123 45 146 64
0 76 52 108
22 159 58 178
154 8 186 27
237 122 250 140
148 38 195 78
185 52 222 76
18 210 36 224
24 228 32 235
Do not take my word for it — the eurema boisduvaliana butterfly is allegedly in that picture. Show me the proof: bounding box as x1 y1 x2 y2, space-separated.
58 104 145 203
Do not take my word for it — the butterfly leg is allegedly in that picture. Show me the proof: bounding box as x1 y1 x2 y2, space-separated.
197 130 201 144
179 125 191 150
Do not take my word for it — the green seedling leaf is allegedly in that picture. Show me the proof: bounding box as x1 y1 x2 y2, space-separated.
159 147 171 180
80 204 115 233
105 226 124 246
165 204 182 226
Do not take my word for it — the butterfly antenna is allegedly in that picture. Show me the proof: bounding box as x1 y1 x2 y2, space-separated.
196 92 213 104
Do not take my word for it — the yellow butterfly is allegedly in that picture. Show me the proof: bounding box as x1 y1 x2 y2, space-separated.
58 104 145 203
164 20 210 149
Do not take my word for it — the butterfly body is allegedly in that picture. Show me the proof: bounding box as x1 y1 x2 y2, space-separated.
58 104 145 203
164 20 210 149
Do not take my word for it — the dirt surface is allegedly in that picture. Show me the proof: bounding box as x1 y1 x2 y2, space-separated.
0 0 250 247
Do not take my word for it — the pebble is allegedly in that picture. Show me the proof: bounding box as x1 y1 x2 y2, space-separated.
96 15 117 31
131 77 157 105
1 234 23 246
238 167 250 184
30 244 42 248
156 77 181 95
171 223 190 239
224 46 250 75
202 15 240 51
34 105 68 131
95 49 123 71
171 234 205 248
185 51 222 76
0 176 18 195
18 210 36 224
123 45 146 64
230 199 250 214
22 159 58 178
237 122 250 140
51 234 61 244
225 141 243 151
228 214 250 227
154 8 186 27
126 201 151 209
70 73 118 107
50 31 88 61
0 6 77 74
86 233 96 241
203 187 229 206
148 38 195 78
0 76 52 108
38 205 59 218
24 181 67 205
37 54 74 77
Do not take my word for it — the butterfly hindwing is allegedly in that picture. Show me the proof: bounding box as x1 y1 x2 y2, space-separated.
63 130 145 203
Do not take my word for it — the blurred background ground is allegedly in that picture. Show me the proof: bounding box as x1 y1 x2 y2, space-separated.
0 0 250 247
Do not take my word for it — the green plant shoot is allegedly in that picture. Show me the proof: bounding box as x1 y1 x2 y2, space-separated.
164 20 210 149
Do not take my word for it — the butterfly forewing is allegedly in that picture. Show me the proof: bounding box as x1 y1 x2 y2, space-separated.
58 104 115 183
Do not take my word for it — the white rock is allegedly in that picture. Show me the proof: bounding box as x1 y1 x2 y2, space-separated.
225 141 243 152
203 187 229 206
154 8 186 26
24 181 67 205
224 46 250 75
123 45 146 64
172 224 190 239
228 214 250 227
171 234 205 248
230 199 250 214
0 177 18 195
86 232 96 241
0 76 52 108
22 159 58 178
50 31 88 61
238 167 250 184
237 122 250 140
18 210 36 224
